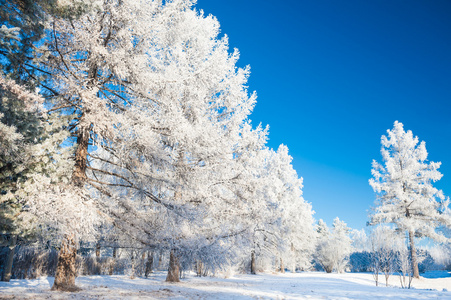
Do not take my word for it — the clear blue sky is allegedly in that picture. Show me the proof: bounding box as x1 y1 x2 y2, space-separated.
195 0 451 230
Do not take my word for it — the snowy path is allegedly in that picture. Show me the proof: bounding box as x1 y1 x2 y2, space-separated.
0 271 450 299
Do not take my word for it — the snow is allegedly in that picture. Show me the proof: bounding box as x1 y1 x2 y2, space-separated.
1 271 450 299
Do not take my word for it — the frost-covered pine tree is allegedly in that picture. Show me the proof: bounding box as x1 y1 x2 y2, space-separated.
1 0 316 285
1 14 76 280
272 145 316 272
1 0 99 290
0 69 79 280
332 218 353 272
36 0 265 284
225 143 311 275
315 219 334 273
369 121 451 278
237 146 284 274
315 218 352 273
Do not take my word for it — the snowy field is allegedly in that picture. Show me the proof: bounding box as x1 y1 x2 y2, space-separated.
0 271 450 299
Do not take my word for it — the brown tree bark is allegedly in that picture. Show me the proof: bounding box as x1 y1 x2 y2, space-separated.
408 230 420 278
166 250 180 282
52 234 80 291
1 235 17 282
95 243 101 257
325 266 333 273
52 127 90 291
72 127 90 187
250 251 256 275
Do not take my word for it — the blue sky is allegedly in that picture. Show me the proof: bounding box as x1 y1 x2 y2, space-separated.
196 0 451 230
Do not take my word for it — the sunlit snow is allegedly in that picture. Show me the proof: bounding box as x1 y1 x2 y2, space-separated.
1 271 450 299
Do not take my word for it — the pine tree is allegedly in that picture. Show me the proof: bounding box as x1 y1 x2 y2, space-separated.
1 17 55 281
1 0 317 285
315 218 352 273
315 219 333 273
275 145 316 272
331 217 353 273
1 1 104 289
34 0 263 285
369 121 451 278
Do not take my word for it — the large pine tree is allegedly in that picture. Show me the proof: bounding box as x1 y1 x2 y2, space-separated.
32 0 267 286
1 0 316 286
369 121 451 278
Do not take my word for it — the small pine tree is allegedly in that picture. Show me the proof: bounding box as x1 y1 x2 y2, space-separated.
315 218 352 273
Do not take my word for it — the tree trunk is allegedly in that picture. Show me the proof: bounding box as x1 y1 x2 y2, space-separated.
145 251 153 278
109 247 117 275
250 251 256 275
52 127 90 291
323 263 333 273
1 235 17 282
130 250 136 279
279 257 285 273
95 243 101 257
166 250 180 282
158 250 163 270
408 230 420 278
196 260 203 277
52 235 80 291
72 127 90 187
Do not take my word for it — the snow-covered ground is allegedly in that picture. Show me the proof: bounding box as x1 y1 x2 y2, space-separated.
0 271 450 299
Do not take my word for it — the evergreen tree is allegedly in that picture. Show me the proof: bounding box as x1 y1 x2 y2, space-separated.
32 0 265 286
315 218 352 273
1 0 317 287
1 1 94 287
0 15 54 281
369 121 451 278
